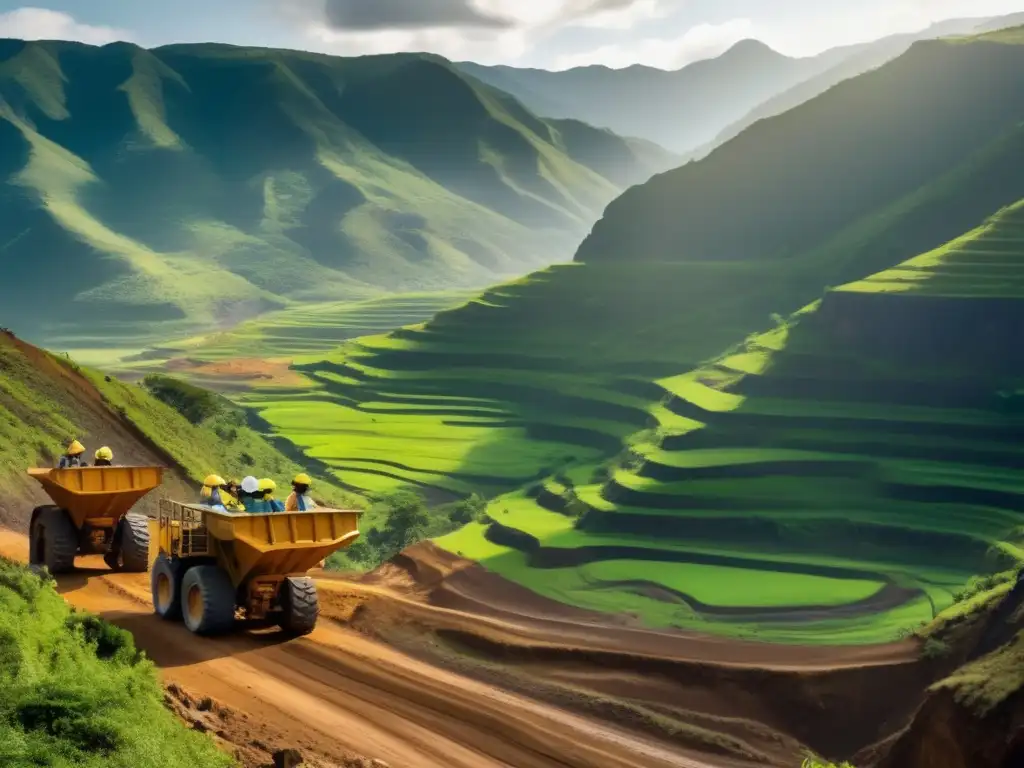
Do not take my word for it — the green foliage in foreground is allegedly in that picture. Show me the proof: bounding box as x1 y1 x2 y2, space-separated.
0 558 232 768
802 759 855 768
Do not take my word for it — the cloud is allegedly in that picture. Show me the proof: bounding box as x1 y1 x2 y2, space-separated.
0 7 132 45
292 0 681 65
553 17 754 70
323 0 512 31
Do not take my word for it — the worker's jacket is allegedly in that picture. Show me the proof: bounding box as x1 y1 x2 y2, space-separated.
245 498 272 514
58 455 87 469
267 498 284 513
219 491 245 512
285 492 317 512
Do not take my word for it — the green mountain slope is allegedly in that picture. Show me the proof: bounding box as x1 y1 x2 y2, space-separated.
436 200 1024 643
229 28 1024 506
459 40 837 154
0 39 673 349
0 329 354 529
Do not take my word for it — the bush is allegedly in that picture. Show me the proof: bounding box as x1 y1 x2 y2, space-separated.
922 637 951 660
141 375 232 425
0 556 232 767
952 571 1015 603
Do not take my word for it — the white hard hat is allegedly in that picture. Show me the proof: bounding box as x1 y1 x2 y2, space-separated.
241 476 259 493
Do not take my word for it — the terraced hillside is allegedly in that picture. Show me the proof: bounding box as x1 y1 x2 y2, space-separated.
93 291 474 386
0 39 674 349
434 200 1024 643
235 28 1024 506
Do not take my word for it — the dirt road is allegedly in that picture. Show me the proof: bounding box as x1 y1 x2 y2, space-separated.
0 530 719 768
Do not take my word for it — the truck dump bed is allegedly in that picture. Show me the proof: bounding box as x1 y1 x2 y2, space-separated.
152 500 361 584
28 466 164 528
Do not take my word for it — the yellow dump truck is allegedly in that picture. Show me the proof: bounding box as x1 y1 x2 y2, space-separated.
27 466 164 574
149 499 361 636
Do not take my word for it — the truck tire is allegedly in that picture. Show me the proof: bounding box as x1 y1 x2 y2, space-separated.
279 577 319 636
151 555 183 620
118 514 150 572
30 507 78 575
181 566 236 636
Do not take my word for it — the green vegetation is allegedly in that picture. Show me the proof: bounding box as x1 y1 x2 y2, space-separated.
0 39 672 350
801 759 855 768
934 629 1024 716
86 370 357 507
0 557 232 767
0 330 355 514
224 29 1024 643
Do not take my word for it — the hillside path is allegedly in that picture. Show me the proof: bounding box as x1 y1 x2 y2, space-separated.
0 530 718 768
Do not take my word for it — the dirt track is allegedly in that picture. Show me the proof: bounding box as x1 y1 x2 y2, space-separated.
0 530 719 768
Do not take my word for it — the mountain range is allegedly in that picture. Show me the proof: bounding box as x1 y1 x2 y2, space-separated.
0 39 674 348
460 13 1024 155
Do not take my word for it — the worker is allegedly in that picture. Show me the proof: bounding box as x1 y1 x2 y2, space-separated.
200 474 228 509
218 479 245 512
225 478 241 500
239 476 261 512
286 473 317 512
259 478 285 512
94 446 114 466
58 439 88 468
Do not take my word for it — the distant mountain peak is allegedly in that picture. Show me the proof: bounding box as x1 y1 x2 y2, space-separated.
721 38 783 60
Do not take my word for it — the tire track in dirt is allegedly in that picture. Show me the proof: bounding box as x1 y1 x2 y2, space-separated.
0 530 717 768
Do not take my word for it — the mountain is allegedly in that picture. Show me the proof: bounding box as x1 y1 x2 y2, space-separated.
0 40 675 349
195 25 1024 545
707 13 1024 154
458 40 839 154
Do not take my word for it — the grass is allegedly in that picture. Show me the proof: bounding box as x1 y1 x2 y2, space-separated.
0 330 357 514
424 199 1024 643
57 29 1024 643
0 557 232 767
934 628 1024 716
83 369 358 507
0 40 672 350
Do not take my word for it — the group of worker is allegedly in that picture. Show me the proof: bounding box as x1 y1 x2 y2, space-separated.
57 438 317 515
200 473 316 514
57 440 114 468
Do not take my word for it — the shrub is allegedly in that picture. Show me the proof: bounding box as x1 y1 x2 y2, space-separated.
141 375 230 425
922 637 951 660
0 557 233 767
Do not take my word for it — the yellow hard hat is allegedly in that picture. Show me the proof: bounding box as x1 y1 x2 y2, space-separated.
95 446 113 461
204 473 226 488
67 439 85 456
293 473 312 486
258 478 276 493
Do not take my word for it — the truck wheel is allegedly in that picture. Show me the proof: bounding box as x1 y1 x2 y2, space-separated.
31 507 77 575
151 555 183 620
118 514 150 573
279 577 319 636
181 566 236 636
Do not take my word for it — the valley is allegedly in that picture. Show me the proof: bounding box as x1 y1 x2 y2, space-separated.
2 11 1024 768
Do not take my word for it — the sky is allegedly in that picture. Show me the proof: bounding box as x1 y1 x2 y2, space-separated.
0 1 1022 70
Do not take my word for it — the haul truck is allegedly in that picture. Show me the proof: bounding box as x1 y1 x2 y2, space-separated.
149 499 361 636
27 466 163 574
